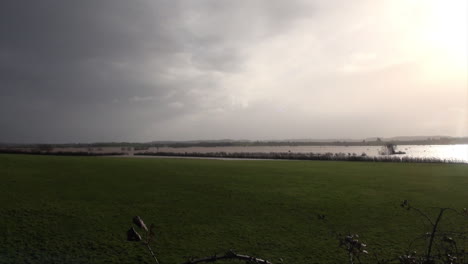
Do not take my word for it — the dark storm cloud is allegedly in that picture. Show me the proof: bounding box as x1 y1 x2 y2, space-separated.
1 0 181 102
0 0 313 142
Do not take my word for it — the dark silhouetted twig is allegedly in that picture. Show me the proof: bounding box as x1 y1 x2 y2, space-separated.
181 250 273 264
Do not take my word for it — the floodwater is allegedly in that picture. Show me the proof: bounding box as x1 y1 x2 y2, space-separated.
49 144 468 163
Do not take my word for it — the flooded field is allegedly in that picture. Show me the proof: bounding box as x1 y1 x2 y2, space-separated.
39 144 468 163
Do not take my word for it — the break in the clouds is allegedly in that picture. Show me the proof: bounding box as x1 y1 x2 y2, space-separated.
1 0 467 143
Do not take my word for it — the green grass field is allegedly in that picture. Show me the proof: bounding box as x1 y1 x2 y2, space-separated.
0 154 467 264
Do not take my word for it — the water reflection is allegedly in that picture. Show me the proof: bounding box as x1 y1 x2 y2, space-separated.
149 145 468 163
46 144 468 163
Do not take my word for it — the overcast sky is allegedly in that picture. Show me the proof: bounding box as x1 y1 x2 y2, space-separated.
1 0 467 143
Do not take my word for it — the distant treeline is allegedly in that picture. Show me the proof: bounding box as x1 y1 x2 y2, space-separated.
1 148 466 164
0 149 124 156
153 137 468 147
135 151 466 164
2 137 467 149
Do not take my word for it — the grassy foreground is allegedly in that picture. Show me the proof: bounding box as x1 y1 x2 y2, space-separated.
0 154 467 264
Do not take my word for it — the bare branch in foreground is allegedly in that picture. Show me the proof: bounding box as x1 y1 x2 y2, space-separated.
181 250 273 264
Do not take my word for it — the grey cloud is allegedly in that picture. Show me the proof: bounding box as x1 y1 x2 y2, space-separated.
0 0 313 142
181 0 314 71
3 0 464 143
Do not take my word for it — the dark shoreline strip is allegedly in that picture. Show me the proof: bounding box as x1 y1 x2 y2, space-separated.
0 150 466 164
135 152 467 164
0 150 124 156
